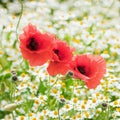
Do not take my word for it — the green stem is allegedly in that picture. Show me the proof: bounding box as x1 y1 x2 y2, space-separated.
47 76 59 110
107 101 110 120
58 102 61 120
0 26 4 48
12 112 15 120
16 0 23 39
48 75 50 87
47 77 59 94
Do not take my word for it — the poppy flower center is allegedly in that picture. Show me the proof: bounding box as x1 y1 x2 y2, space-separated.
27 37 39 51
77 66 86 75
54 49 59 55
54 49 62 60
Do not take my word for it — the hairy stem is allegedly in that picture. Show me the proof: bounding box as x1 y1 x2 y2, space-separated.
16 0 23 39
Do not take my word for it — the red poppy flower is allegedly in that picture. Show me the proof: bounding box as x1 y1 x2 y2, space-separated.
19 23 55 66
70 54 106 89
47 40 73 76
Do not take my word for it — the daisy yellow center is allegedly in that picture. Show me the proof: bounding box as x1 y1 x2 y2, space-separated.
73 98 78 103
84 111 89 118
54 110 58 115
20 116 25 120
77 113 81 118
32 118 36 120
52 89 58 94
65 104 70 109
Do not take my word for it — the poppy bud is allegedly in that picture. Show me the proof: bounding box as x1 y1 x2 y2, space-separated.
102 103 107 108
11 71 17 75
3 103 18 112
67 71 73 77
12 76 18 81
60 98 66 103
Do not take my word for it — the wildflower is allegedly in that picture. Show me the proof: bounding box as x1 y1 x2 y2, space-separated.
49 110 59 118
19 23 55 66
72 98 79 104
84 111 90 118
63 104 73 112
50 88 60 98
47 40 73 76
16 116 27 120
70 54 106 89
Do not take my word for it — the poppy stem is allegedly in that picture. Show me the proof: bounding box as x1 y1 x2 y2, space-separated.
0 26 4 48
72 79 75 98
16 0 23 39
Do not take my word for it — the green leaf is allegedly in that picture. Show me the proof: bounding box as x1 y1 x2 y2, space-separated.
64 34 71 45
15 109 24 116
62 89 72 100
0 54 8 68
22 99 34 113
110 96 119 102
24 60 29 69
0 52 12 71
47 96 57 110
94 111 108 120
0 110 11 119
50 8 55 15
6 32 12 41
13 40 18 48
59 102 64 108
65 77 73 89
0 82 6 94
0 92 10 101
4 73 11 79
37 80 47 94
30 75 36 81
89 24 94 34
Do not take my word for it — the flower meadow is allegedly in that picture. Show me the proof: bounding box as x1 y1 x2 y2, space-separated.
0 0 120 120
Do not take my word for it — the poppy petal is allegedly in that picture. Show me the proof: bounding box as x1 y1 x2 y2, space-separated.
47 61 69 76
